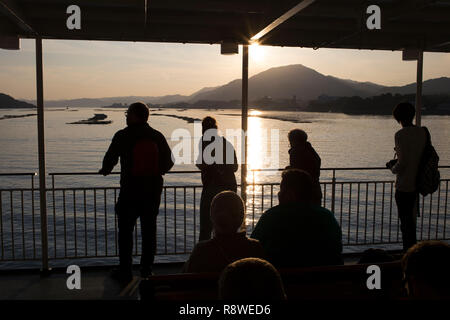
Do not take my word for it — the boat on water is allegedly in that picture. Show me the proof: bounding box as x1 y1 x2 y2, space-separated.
67 113 112 124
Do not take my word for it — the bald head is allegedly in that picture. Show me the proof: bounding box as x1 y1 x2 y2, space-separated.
211 191 244 235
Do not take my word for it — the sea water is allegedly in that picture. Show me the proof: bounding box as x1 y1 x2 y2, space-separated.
0 107 449 268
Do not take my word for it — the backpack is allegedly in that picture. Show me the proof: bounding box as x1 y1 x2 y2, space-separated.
131 138 160 176
416 127 440 196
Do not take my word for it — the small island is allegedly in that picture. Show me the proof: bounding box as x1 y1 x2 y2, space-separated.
0 113 37 120
67 113 112 125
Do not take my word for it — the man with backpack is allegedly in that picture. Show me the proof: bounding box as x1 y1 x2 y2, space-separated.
386 102 436 252
99 102 174 281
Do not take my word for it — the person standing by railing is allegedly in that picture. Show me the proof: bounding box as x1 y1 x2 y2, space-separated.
386 102 426 252
286 129 322 205
99 102 174 282
196 116 238 241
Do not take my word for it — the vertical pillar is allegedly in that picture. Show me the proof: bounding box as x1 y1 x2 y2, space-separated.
414 50 424 221
241 45 249 229
415 51 423 126
36 37 49 272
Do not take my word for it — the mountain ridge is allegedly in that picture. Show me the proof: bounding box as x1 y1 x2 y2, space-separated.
9 64 450 108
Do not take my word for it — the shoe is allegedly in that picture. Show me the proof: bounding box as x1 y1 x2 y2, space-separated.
110 268 133 283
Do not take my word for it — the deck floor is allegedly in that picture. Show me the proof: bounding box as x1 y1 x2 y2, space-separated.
0 263 184 300
0 253 401 300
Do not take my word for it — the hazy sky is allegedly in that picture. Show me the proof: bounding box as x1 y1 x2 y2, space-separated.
1 39 449 100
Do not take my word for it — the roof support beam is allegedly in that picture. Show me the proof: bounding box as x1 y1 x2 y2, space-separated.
251 0 316 41
432 41 450 49
415 51 423 126
0 0 36 35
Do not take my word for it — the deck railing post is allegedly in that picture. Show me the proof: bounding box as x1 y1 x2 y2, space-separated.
36 37 50 273
241 44 249 232
331 169 336 213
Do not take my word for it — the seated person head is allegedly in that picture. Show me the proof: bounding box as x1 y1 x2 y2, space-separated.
211 191 244 235
358 248 395 264
278 169 313 205
402 240 450 298
126 102 149 125
392 102 415 126
202 116 218 134
218 257 286 300
288 129 308 147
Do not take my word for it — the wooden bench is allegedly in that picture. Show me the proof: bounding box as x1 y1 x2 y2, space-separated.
138 262 404 300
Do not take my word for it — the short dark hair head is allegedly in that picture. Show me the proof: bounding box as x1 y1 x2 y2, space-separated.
393 102 415 123
202 116 218 132
280 169 313 202
219 258 286 300
128 102 149 122
211 191 245 234
402 240 450 297
288 129 308 146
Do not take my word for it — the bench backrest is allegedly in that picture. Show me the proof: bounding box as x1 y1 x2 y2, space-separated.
139 262 404 300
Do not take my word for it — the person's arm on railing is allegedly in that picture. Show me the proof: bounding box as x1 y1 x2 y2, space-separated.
157 131 174 175
390 133 404 174
99 132 121 176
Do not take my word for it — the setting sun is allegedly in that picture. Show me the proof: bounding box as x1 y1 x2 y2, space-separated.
249 110 263 116
250 43 265 62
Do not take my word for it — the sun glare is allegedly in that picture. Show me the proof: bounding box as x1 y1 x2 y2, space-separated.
246 116 264 173
249 110 262 116
250 43 265 62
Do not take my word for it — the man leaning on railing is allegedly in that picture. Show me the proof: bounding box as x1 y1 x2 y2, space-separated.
99 102 174 282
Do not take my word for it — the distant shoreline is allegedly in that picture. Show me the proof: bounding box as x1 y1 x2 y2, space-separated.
1 105 449 117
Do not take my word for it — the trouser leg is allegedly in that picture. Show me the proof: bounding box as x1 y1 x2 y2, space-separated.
140 213 157 273
116 198 136 272
395 190 417 251
313 182 323 206
139 181 162 274
139 191 160 273
199 188 214 242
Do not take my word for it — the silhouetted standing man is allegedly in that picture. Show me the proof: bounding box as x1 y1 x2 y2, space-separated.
286 129 322 206
100 102 174 281
196 116 238 241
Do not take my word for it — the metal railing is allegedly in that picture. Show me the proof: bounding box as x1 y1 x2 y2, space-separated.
0 167 449 267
